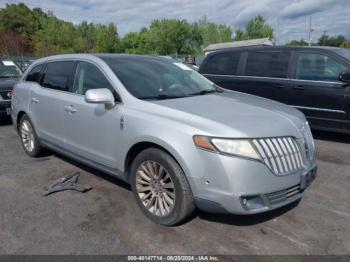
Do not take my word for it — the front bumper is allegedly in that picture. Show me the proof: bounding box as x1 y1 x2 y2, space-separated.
0 100 11 116
190 149 317 215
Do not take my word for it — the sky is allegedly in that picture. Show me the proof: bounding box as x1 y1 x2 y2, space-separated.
1 0 350 44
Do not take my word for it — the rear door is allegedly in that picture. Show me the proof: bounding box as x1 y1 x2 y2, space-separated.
29 61 75 146
288 51 349 131
63 61 122 171
235 50 291 103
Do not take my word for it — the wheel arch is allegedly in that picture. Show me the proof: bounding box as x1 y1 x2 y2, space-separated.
123 140 190 184
16 110 27 132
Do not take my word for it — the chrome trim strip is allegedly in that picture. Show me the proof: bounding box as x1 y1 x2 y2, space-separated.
290 105 346 114
203 73 344 85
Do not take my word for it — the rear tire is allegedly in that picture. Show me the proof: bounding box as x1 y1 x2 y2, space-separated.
130 148 195 226
19 115 45 157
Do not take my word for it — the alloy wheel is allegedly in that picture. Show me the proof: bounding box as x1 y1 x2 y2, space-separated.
21 120 35 152
136 161 176 217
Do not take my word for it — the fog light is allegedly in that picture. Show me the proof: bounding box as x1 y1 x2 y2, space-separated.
241 195 266 211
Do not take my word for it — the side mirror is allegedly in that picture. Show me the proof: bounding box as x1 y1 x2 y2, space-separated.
85 88 115 107
339 71 350 83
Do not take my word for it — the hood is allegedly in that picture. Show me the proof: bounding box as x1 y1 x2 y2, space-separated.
0 78 18 91
150 91 306 138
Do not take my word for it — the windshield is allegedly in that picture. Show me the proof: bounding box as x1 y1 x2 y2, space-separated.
102 56 217 99
0 60 22 78
334 48 350 61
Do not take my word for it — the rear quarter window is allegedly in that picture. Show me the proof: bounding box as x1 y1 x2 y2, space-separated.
244 51 290 78
201 52 241 75
25 64 43 83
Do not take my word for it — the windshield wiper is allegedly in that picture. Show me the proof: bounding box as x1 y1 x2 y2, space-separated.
139 94 188 100
0 75 18 78
188 89 217 96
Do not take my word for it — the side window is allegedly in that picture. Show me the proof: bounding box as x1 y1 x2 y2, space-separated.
73 62 114 95
245 51 290 78
25 64 43 83
202 52 241 75
41 61 75 91
296 53 347 81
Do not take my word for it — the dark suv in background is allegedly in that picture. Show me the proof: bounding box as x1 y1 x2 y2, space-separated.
199 46 350 134
0 59 22 118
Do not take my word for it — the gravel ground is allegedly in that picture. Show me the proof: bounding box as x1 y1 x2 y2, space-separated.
0 118 349 255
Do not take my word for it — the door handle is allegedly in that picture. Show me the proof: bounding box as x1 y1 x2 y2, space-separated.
293 85 305 90
272 84 284 88
64 105 77 114
31 97 39 103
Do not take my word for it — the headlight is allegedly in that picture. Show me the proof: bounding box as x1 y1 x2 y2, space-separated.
193 135 261 160
302 121 316 160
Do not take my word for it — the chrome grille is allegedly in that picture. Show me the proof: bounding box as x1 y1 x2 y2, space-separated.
266 184 301 205
252 137 305 175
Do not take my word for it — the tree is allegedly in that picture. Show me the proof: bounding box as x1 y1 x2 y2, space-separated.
0 3 36 54
286 39 308 46
0 3 36 36
318 34 346 47
75 21 96 52
122 32 141 54
94 23 120 53
0 3 121 56
33 13 63 56
0 31 29 56
196 16 232 48
341 40 350 48
234 15 274 41
147 19 193 55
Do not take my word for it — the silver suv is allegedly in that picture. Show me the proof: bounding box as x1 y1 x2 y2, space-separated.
12 54 317 225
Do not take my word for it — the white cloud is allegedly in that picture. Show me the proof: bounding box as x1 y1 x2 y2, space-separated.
0 0 349 44
281 0 334 19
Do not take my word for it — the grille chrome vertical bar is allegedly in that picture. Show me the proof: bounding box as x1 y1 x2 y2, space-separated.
293 139 304 167
266 138 283 174
252 139 272 171
272 138 288 173
288 138 301 168
280 138 293 172
285 138 298 169
259 139 278 174
252 136 306 176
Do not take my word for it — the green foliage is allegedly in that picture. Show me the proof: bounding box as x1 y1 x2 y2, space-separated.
0 3 36 36
121 16 232 56
11 3 350 57
94 23 120 53
196 16 232 48
286 39 308 46
234 15 274 41
341 40 350 48
318 34 346 47
0 3 121 56
149 19 189 55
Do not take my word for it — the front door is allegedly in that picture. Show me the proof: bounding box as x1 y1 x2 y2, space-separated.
288 51 349 131
63 61 122 171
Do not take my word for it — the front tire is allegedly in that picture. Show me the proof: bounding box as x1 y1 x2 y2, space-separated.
130 148 195 226
19 115 45 157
